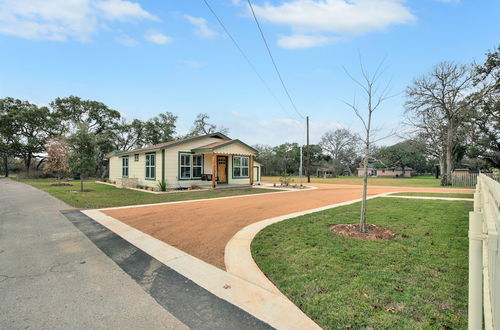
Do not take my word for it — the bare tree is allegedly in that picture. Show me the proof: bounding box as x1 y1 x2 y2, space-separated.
405 62 476 185
319 128 360 176
404 107 447 181
342 58 395 233
188 113 229 136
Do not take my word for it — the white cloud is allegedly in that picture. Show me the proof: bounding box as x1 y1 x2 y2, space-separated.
181 60 205 68
250 0 416 49
145 30 172 44
0 0 159 42
116 34 138 46
277 34 338 49
184 14 218 38
94 0 159 22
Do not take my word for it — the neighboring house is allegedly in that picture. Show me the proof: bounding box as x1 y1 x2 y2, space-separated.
107 133 261 190
357 165 412 178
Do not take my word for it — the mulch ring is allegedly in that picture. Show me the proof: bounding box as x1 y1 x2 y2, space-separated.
50 183 73 187
329 223 397 241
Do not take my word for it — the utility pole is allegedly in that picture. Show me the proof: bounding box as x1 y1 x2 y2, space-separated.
307 116 311 183
299 145 303 185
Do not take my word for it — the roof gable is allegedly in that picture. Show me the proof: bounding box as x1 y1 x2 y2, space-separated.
191 139 257 153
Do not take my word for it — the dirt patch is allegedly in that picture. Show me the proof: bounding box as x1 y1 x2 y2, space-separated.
329 223 397 241
103 184 472 269
50 183 73 187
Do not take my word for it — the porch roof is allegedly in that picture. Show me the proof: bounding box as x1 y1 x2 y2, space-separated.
191 139 257 153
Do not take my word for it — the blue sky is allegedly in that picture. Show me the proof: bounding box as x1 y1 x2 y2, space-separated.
0 0 498 146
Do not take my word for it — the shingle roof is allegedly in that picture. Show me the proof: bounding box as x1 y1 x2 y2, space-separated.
107 132 230 157
193 140 234 150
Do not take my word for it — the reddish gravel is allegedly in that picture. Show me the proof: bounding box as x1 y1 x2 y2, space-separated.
103 184 474 269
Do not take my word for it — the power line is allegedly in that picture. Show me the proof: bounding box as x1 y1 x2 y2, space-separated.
246 0 305 121
201 0 298 121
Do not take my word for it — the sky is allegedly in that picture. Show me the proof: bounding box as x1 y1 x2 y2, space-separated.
0 0 499 147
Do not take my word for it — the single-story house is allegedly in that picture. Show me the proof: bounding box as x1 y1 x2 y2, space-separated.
107 133 261 190
357 166 412 178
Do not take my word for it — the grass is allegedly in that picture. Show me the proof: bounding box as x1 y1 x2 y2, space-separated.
390 192 474 199
262 175 470 188
252 198 471 329
13 178 279 208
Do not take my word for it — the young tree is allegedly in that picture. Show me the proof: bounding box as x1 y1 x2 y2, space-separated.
67 124 99 192
405 62 476 185
342 59 394 233
44 138 69 182
319 128 360 176
188 113 229 136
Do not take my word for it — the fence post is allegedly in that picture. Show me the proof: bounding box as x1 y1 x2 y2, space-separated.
469 210 483 330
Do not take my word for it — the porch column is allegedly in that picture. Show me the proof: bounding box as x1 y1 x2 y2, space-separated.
249 154 254 185
212 153 216 188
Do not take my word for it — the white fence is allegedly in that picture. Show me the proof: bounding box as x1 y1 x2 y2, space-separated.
469 174 500 329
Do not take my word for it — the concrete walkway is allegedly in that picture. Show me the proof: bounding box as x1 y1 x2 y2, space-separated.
0 178 187 329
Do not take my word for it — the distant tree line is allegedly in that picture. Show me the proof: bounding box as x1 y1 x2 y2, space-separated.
255 44 499 185
0 95 227 179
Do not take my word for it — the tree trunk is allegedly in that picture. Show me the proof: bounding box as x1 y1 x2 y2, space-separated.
3 156 8 177
80 173 84 192
439 156 447 186
36 158 44 169
25 154 32 177
360 143 369 233
444 121 454 186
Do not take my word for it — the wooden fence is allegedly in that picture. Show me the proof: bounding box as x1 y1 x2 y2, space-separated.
452 172 499 187
469 174 500 329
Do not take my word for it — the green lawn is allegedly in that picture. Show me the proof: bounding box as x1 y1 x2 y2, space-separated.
13 178 279 208
262 175 471 188
252 198 471 329
390 192 474 199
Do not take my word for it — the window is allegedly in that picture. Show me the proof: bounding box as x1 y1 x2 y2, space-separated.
180 153 203 179
122 156 129 177
145 153 155 179
233 156 249 178
134 154 139 162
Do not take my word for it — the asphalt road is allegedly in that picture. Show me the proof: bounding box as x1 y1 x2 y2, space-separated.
0 178 187 329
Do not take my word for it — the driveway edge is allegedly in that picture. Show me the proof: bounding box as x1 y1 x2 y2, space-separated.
224 192 396 302
81 209 320 330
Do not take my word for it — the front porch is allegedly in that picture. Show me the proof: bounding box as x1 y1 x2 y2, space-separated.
189 139 258 188
194 152 255 188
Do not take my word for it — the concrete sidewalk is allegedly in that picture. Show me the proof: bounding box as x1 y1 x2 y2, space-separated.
0 178 187 329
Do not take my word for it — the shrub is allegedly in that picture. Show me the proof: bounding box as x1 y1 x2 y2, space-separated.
279 174 293 186
158 180 167 192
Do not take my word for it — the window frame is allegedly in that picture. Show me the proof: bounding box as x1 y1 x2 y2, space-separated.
134 154 139 162
145 153 156 180
179 152 203 180
122 156 129 178
232 156 250 178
